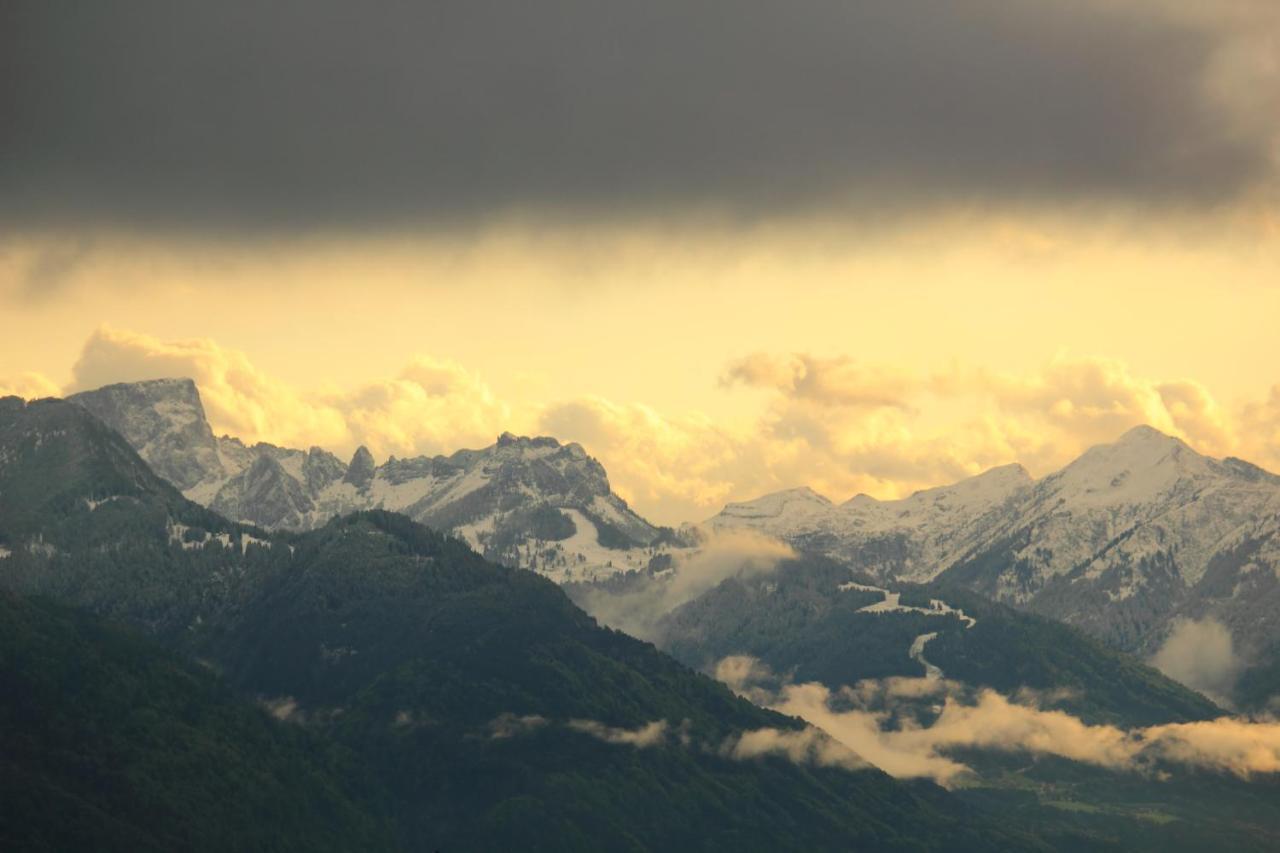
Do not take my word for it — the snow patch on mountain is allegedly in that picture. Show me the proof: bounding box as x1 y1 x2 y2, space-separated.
74 378 678 579
84 495 130 511
714 426 1280 695
712 464 1033 581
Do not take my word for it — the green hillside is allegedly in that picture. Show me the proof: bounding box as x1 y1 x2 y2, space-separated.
0 591 391 852
0 396 1031 851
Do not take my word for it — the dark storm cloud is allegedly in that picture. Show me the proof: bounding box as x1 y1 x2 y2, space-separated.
1 1 1273 231
15 237 94 301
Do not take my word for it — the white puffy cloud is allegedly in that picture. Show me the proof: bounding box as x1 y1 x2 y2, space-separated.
327 357 511 459
1142 716 1280 777
28 328 1280 525
539 397 747 521
1242 385 1280 472
68 326 352 451
65 326 511 460
722 353 916 410
980 356 1238 461
710 351 1278 511
0 371 61 400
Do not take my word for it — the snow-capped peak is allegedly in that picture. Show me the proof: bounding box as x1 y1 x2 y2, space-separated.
859 463 1033 512
66 379 670 582
715 486 834 523
1038 425 1212 509
1116 423 1182 446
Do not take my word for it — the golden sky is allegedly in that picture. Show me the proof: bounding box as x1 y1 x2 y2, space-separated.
3 210 1279 524
3 2 1279 523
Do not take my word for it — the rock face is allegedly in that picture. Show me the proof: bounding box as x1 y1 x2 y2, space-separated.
68 379 673 580
709 426 1280 704
937 428 1280 661
69 379 222 491
209 454 316 529
343 446 376 491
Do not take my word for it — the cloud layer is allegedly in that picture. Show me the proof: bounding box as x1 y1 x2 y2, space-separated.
718 351 1263 504
718 656 1280 787
61 326 511 460
4 1 1277 232
483 660 1280 788
7 327 1280 524
570 529 795 640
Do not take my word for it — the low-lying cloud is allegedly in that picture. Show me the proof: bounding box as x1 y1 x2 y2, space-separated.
488 714 672 749
717 656 1280 787
569 530 794 640
488 713 549 740
492 710 864 771
721 725 868 772
1151 617 1244 706
488 693 1280 788
568 719 669 748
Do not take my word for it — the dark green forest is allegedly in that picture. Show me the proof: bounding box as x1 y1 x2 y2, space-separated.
0 398 1031 851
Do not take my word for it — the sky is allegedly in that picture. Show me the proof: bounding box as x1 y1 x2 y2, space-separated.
2 1 1279 524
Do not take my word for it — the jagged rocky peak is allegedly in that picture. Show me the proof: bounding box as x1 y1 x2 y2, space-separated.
477 433 612 497
493 432 584 453
69 377 222 491
47 380 669 580
343 446 377 490
211 453 315 529
303 446 347 492
493 432 571 455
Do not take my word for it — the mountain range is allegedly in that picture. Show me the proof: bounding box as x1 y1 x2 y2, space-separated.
709 425 1280 708
54 378 1280 707
0 393 1026 851
6 380 1280 847
647 556 1280 850
69 379 675 580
